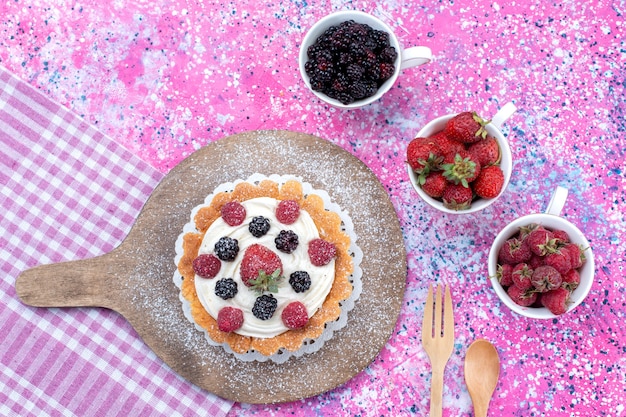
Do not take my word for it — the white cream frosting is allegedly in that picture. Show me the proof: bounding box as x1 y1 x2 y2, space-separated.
194 196 335 338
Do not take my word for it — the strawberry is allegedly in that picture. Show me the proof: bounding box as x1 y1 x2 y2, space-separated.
442 150 481 187
441 183 473 210
531 265 562 293
496 263 514 287
240 244 283 287
511 263 534 291
540 287 570 315
507 284 537 307
281 301 309 329
443 111 491 144
276 200 300 225
221 201 246 226
308 238 336 266
544 249 572 275
421 171 448 198
467 136 500 167
192 254 221 278
561 269 580 291
498 237 532 265
526 227 555 256
406 137 442 182
473 165 504 199
217 306 244 332
430 131 464 157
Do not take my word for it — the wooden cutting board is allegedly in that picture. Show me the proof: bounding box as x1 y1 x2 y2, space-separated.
15 130 407 404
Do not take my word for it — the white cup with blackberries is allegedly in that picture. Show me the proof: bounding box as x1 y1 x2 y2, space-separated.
299 10 432 109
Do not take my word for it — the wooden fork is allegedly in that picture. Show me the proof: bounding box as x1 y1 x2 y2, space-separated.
421 284 454 417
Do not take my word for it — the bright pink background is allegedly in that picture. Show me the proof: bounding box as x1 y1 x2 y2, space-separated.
1 0 624 415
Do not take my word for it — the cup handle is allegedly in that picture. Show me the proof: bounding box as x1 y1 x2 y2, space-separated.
400 46 432 70
491 102 517 129
545 186 568 216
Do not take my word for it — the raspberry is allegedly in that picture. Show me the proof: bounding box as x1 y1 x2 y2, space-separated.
221 201 246 226
528 254 545 269
240 244 283 287
308 238 336 266
511 263 534 291
217 307 243 332
496 263 514 287
214 236 239 261
562 269 580 291
276 200 300 224
540 287 570 315
498 237 532 265
531 265 562 293
252 294 278 320
248 216 270 238
214 278 238 300
551 229 570 243
562 243 584 269
275 230 299 253
289 271 311 293
526 227 555 256
281 301 309 329
544 250 572 275
507 284 537 307
192 254 221 278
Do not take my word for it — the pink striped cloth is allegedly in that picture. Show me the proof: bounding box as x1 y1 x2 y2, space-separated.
0 67 233 416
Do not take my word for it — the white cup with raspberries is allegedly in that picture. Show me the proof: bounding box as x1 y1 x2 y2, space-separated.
488 186 595 319
406 102 517 214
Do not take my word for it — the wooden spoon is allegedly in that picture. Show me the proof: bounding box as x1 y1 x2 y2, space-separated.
14 130 408 404
464 339 500 417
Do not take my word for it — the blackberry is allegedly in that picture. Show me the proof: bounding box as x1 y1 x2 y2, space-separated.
289 271 311 293
252 294 278 320
331 73 350 93
349 42 367 59
351 80 378 100
214 278 238 300
336 91 355 105
379 62 395 82
338 52 353 66
380 46 398 63
249 216 270 238
275 230 299 253
371 29 390 51
307 58 335 83
346 64 365 81
214 236 239 261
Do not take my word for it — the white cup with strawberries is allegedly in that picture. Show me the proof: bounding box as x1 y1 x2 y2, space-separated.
488 186 595 319
406 102 516 213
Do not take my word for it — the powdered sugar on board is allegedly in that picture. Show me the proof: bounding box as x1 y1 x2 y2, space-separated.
120 130 406 403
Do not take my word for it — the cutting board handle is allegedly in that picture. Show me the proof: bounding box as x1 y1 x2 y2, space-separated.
15 252 121 310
